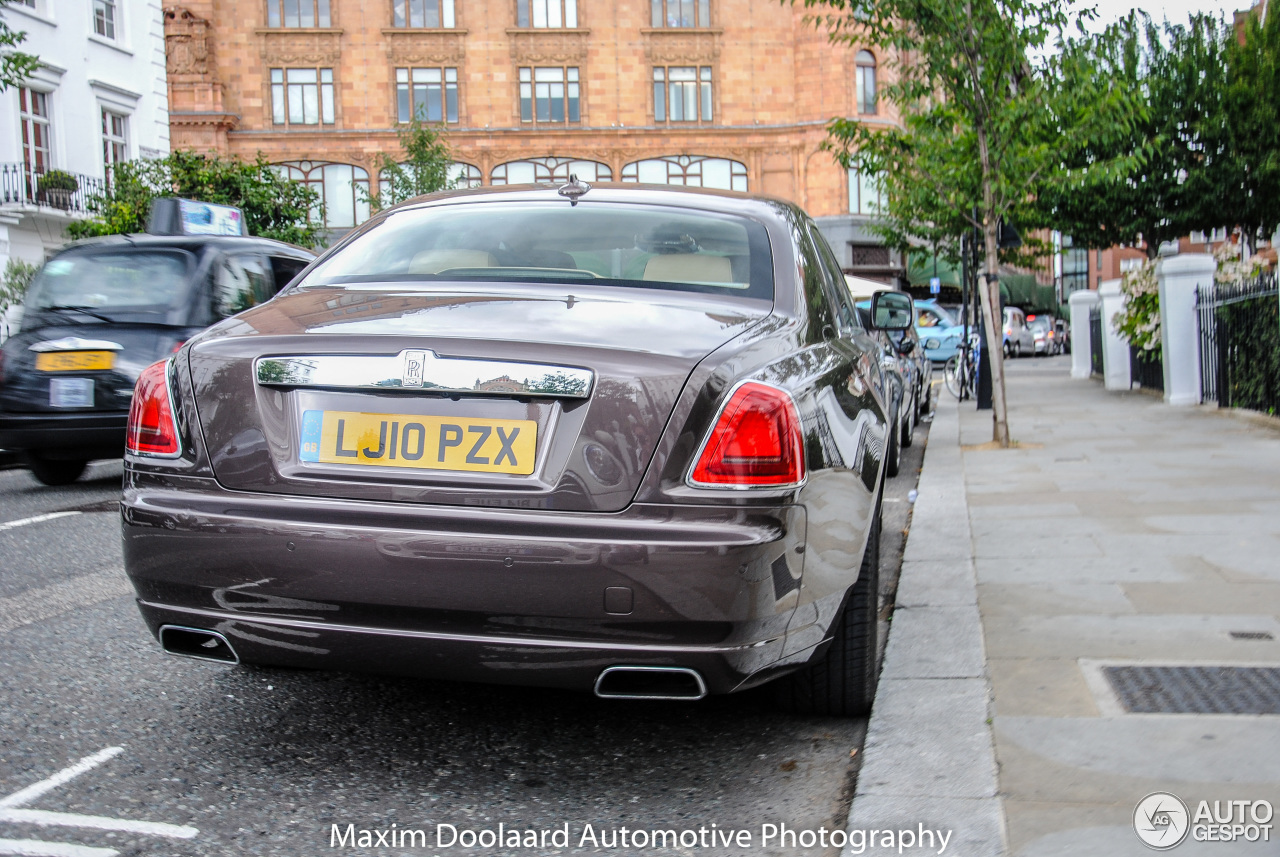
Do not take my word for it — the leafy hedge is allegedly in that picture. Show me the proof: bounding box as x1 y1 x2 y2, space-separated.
1218 294 1280 414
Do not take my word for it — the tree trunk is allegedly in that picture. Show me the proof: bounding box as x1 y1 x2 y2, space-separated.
974 124 1011 447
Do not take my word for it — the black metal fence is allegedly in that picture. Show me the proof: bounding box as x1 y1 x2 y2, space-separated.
1130 345 1165 392
1197 272 1280 412
0 163 106 214
1089 305 1104 377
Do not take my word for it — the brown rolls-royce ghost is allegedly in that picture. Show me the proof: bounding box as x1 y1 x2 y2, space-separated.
121 182 911 716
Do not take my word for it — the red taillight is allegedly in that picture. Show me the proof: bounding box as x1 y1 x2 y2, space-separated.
689 382 805 487
126 359 181 457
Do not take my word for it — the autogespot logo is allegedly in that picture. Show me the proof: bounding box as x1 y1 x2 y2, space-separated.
1135 792 1191 850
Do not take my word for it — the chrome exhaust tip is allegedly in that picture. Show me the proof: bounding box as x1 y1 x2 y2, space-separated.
158 625 239 664
593 666 707 700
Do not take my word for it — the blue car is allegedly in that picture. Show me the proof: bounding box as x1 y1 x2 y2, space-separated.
914 299 964 363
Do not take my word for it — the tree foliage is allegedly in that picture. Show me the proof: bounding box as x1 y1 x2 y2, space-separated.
0 1 38 91
807 0 1143 445
67 151 324 247
1222 5 1280 250
370 118 456 209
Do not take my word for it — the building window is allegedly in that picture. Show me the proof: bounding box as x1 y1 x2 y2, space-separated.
102 110 128 181
380 161 481 200
19 87 51 177
267 0 331 27
519 68 579 124
621 155 747 192
271 69 335 125
396 68 458 123
276 161 370 228
392 0 455 27
653 67 712 122
93 0 117 39
517 0 577 27
848 168 884 214
651 0 709 27
855 51 877 115
491 157 611 185
1060 235 1089 295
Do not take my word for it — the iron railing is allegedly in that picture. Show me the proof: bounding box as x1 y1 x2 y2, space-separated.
1197 272 1280 413
1089 304 1104 377
1130 345 1164 392
0 163 105 215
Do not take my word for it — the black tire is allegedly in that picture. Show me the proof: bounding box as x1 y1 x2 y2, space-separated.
918 381 931 417
1013 342 1022 358
773 509 881 716
1003 341 1011 359
901 393 915 448
885 408 901 477
28 457 87 486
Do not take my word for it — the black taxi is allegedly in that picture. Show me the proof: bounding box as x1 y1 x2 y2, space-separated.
0 229 314 484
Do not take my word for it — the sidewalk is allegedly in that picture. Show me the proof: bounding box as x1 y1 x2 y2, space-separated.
847 357 1280 856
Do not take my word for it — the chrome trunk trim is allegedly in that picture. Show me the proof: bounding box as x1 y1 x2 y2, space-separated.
254 350 593 399
29 337 125 352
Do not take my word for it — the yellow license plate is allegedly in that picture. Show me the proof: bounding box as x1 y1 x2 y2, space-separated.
35 351 115 372
299 410 537 475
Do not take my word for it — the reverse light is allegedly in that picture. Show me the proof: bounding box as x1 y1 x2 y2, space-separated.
126 359 182 457
688 381 805 488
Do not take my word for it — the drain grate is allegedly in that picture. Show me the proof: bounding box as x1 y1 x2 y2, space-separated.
1103 666 1280 715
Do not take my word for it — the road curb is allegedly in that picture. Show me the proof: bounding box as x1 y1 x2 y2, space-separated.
843 394 1008 856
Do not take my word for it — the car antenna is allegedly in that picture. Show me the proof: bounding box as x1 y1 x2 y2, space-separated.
557 174 590 205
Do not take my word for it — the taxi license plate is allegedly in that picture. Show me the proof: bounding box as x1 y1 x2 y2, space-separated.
299 410 537 475
35 351 115 372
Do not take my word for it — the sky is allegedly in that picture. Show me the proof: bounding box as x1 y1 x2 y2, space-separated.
1077 0 1251 30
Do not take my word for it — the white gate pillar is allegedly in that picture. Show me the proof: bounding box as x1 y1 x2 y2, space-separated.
1098 279 1131 391
1156 254 1214 406
1068 289 1100 379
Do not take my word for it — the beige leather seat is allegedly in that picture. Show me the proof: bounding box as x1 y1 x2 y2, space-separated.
408 249 496 274
642 253 733 284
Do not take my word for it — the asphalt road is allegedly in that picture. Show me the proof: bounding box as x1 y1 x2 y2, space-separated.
0 403 930 857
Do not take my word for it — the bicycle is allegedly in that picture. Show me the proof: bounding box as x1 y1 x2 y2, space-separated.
944 333 980 399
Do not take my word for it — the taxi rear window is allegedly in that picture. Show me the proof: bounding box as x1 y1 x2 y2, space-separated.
300 201 774 300
27 250 194 314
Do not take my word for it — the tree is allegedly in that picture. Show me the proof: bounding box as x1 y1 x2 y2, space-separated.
0 0 39 91
1033 13 1230 257
808 0 1142 446
1223 5 1280 252
67 151 324 247
369 117 456 209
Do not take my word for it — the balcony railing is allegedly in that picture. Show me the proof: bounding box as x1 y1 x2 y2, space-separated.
0 163 106 215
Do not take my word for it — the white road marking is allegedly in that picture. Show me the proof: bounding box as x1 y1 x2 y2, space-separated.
0 512 80 533
0 810 196 840
0 748 123 810
0 838 117 857
0 572 132 635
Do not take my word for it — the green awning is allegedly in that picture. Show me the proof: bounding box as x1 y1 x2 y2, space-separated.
906 253 963 288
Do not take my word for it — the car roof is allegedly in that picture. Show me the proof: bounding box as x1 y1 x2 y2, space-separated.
59 233 315 259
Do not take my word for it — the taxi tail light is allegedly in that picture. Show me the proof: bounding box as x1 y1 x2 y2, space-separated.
690 382 805 487
127 359 181 457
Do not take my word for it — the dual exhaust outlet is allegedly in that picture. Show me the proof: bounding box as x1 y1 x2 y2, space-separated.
159 626 707 701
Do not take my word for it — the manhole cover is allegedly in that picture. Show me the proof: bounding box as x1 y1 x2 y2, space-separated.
1103 666 1280 715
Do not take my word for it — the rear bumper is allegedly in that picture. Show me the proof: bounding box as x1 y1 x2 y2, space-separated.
0 411 127 458
122 477 809 694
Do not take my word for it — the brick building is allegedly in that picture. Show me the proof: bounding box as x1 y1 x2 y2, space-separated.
163 0 901 275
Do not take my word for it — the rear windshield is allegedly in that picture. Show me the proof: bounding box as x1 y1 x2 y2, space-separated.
299 201 774 300
27 250 194 316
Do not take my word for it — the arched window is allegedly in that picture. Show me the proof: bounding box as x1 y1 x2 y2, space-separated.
275 161 370 228
377 161 482 202
490 157 612 185
620 155 747 192
856 51 877 115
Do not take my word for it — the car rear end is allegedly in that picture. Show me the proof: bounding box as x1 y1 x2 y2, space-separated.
121 189 869 699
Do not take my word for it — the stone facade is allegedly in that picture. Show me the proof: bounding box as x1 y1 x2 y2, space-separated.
164 0 895 264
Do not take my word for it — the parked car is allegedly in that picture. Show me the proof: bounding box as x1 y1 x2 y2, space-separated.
1026 314 1059 356
914 298 964 363
1054 317 1071 354
1002 306 1036 358
121 183 912 716
856 302 925 477
0 234 314 484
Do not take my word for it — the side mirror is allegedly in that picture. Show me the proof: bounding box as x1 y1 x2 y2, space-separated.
870 291 913 331
897 338 916 356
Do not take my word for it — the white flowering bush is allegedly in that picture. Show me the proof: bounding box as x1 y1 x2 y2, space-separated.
1112 258 1161 356
1213 240 1270 284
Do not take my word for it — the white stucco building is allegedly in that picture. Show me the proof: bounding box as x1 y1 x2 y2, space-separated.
0 0 169 269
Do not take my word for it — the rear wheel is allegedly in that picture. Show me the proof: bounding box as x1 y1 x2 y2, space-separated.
773 509 881 716
901 392 915 448
28 457 87 486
